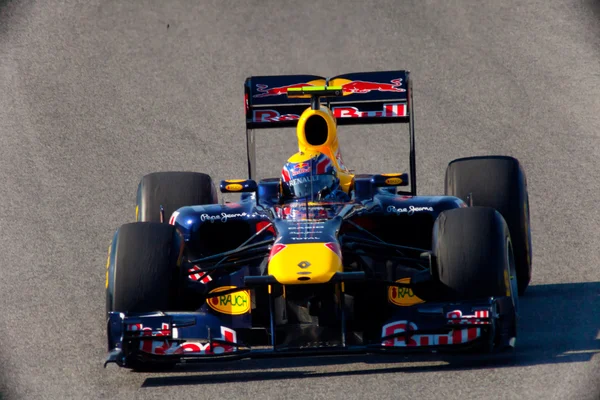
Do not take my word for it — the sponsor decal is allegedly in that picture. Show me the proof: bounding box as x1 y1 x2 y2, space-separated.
340 78 406 94
335 150 348 171
253 79 404 98
284 220 326 239
333 103 406 119
188 265 212 283
253 109 300 123
174 326 237 355
200 212 261 223
269 243 287 260
256 220 275 235
385 177 403 186
292 168 309 176
387 205 434 216
225 183 243 191
381 320 481 347
168 211 179 225
446 310 491 325
388 277 425 307
288 175 322 186
291 162 311 176
208 286 251 315
286 226 325 231
127 322 173 355
128 323 237 355
324 242 342 258
253 83 315 98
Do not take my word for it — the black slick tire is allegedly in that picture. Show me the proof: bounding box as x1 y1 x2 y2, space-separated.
433 207 513 300
106 222 183 370
444 156 532 295
136 172 218 222
106 222 182 314
433 207 518 352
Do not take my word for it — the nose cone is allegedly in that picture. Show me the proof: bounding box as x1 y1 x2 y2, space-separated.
268 242 342 284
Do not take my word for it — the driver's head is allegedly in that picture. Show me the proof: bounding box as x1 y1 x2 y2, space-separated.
281 152 340 201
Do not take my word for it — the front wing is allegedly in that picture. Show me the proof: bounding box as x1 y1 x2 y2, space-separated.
105 295 514 368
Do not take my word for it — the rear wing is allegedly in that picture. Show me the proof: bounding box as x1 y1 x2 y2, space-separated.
245 71 411 128
243 70 416 194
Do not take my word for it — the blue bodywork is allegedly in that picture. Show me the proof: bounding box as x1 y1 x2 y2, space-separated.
105 178 518 369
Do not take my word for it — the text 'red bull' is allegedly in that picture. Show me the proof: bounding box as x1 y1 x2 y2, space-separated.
127 323 237 355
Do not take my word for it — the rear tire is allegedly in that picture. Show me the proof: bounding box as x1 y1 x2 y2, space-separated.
445 156 532 295
136 172 218 222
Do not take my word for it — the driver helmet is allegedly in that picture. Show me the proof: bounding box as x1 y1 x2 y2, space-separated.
281 152 340 201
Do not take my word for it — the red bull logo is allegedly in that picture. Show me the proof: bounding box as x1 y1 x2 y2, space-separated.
292 162 310 176
253 109 300 123
381 320 481 347
253 78 405 99
332 103 407 119
254 83 314 98
340 78 406 94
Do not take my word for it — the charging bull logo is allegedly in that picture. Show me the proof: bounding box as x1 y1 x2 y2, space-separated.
292 162 310 176
208 286 251 315
253 79 326 98
340 78 406 94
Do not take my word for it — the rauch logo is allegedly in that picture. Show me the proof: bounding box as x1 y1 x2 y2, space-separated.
388 277 425 307
208 286 251 315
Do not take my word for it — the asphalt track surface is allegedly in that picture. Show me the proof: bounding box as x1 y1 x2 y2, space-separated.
1 0 600 399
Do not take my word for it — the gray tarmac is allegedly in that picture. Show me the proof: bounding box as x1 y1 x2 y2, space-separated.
0 1 599 399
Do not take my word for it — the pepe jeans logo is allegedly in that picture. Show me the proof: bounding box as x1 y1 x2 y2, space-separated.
386 205 433 216
200 212 260 223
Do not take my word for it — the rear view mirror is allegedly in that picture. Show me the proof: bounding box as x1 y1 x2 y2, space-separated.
219 179 258 193
370 173 409 187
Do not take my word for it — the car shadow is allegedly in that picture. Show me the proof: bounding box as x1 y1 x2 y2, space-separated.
141 282 600 387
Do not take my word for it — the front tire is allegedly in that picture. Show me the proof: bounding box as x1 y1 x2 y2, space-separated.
432 207 518 351
445 155 532 295
106 222 182 314
433 207 512 300
105 222 183 370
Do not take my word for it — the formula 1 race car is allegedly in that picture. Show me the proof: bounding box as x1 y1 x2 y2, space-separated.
104 70 532 369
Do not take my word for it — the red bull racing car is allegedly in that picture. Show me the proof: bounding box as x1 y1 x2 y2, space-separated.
104 71 532 369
